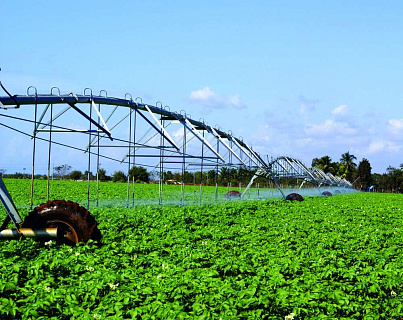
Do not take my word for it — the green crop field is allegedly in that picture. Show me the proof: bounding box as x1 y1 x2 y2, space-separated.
0 179 402 319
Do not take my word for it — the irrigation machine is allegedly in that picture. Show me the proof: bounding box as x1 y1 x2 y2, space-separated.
0 79 353 244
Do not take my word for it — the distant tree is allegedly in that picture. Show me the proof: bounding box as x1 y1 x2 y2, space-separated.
112 171 126 183
385 166 403 192
312 156 336 174
53 164 72 179
183 171 194 184
356 158 372 190
311 157 320 167
370 165 403 193
339 152 357 181
129 166 150 183
219 167 231 184
207 169 217 185
69 170 82 181
83 170 95 180
194 171 202 184
147 170 159 182
173 172 181 182
371 173 383 191
97 168 109 182
194 171 208 185
238 167 254 185
229 168 240 185
163 170 173 181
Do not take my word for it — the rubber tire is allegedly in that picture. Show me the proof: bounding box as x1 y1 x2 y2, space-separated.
22 200 102 245
285 193 304 202
225 190 241 199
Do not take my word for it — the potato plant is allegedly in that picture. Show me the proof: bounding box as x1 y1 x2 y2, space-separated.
0 179 402 319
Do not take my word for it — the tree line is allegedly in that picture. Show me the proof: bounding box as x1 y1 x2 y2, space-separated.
311 152 402 193
1 152 402 192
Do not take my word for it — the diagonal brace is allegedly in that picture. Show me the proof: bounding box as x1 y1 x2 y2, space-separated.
66 101 113 141
208 127 247 166
135 106 180 151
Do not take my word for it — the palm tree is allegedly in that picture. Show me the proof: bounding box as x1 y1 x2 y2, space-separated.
312 156 335 174
339 152 357 181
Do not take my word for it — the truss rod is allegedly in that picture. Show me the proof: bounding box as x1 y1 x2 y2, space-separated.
208 126 247 166
0 94 237 147
39 105 71 129
66 101 113 141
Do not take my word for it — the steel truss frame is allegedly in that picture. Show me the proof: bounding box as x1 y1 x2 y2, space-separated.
0 85 353 206
241 156 353 199
0 87 264 206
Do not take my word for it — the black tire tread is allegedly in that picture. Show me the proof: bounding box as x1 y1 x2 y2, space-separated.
22 200 102 244
285 193 304 202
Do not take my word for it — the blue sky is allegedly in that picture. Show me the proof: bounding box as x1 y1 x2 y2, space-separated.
1 0 402 174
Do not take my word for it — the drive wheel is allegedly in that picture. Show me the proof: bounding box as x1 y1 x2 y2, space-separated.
22 200 102 245
225 190 241 200
285 193 304 202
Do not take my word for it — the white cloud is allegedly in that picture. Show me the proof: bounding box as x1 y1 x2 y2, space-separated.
189 87 246 109
331 104 349 116
189 87 217 105
246 110 402 173
367 139 401 154
388 118 403 136
171 127 184 140
304 119 357 137
226 94 244 109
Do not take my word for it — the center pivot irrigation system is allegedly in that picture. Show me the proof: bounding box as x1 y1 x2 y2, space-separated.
0 80 352 244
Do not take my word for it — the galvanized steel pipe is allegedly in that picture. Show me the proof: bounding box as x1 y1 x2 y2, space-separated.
0 228 58 239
